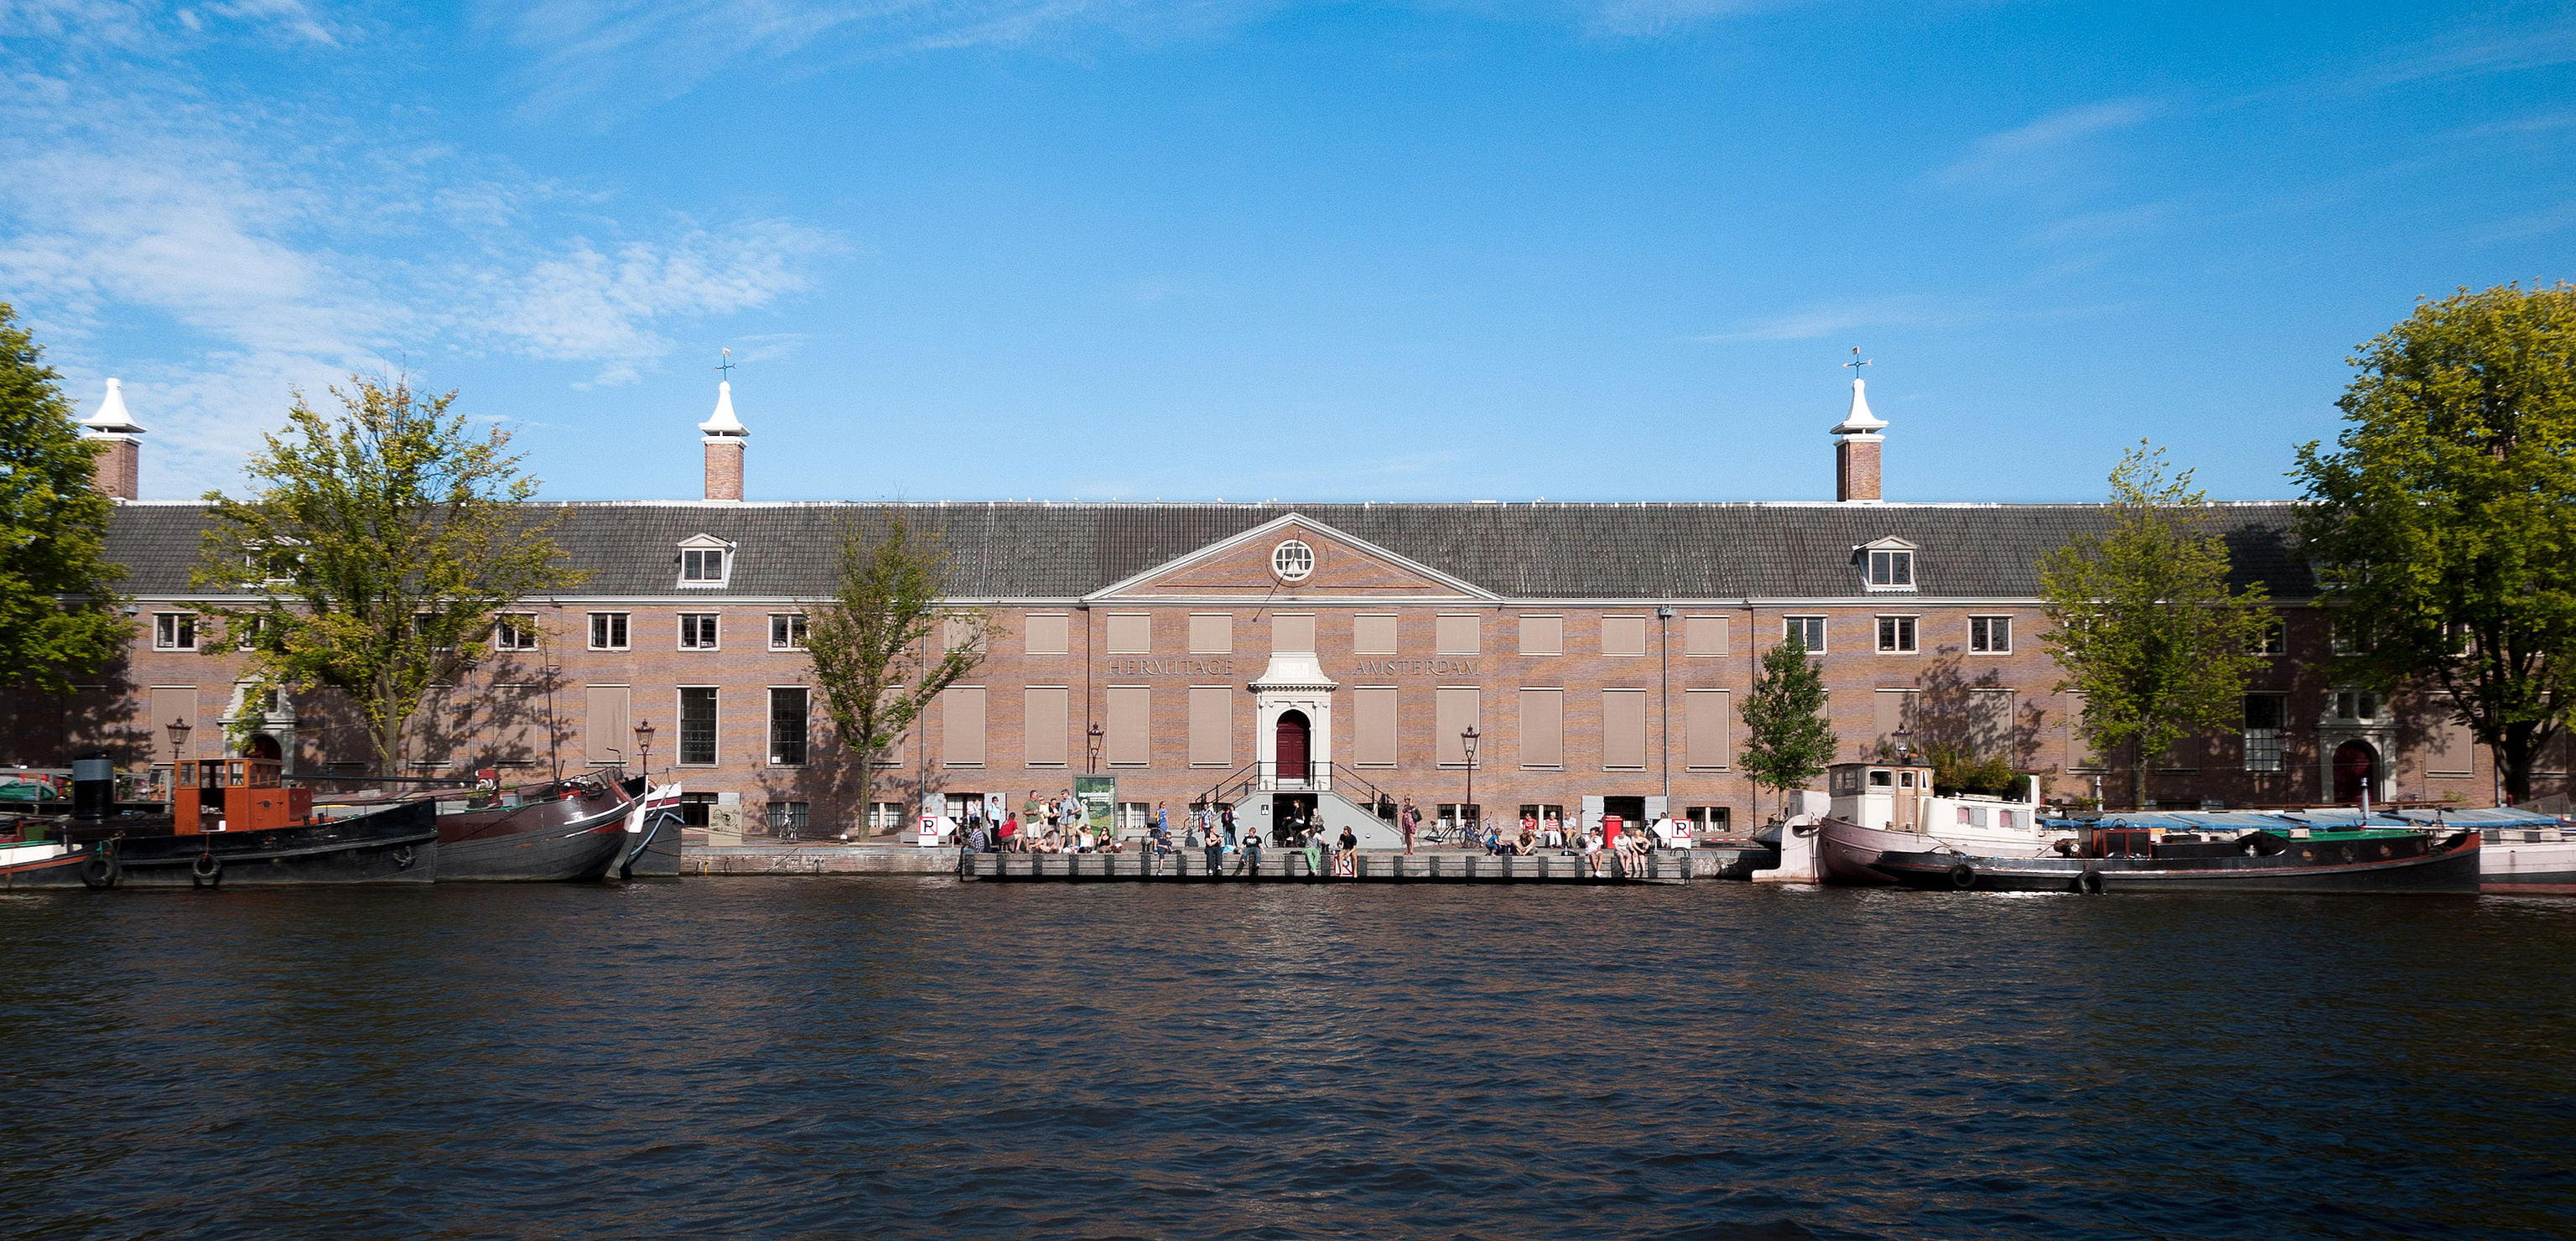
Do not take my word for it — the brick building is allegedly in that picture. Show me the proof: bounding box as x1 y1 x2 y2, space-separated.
18 374 2564 836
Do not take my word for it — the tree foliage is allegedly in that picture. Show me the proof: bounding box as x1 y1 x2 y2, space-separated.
2040 443 2272 807
803 516 995 838
194 376 581 768
2293 282 2576 802
0 304 127 693
1738 633 1837 823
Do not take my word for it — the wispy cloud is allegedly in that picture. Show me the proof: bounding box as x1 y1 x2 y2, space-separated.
2354 17 2576 89
1935 96 2162 190
480 223 846 386
0 0 337 48
1697 296 1961 344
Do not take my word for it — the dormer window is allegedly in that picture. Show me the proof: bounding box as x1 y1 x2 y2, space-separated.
677 534 735 589
1857 538 1918 592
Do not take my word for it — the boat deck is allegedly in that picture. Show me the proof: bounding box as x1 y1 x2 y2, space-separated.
958 849 1691 884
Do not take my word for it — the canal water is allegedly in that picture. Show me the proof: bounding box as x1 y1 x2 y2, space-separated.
2 880 2570 1240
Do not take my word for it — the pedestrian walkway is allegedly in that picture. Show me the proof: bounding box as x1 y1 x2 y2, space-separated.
958 848 1691 884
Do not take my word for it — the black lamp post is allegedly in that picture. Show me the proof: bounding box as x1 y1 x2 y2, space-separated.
1086 722 1104 774
166 716 193 763
633 719 655 782
1461 724 1481 832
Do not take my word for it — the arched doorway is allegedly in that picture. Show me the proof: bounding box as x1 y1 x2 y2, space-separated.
2333 740 2377 803
242 733 282 761
1275 709 1311 782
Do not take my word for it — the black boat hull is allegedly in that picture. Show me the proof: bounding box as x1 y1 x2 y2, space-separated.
620 810 683 877
1872 831 2481 894
434 778 641 882
39 801 439 889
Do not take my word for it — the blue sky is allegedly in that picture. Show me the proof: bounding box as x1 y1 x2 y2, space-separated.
3 2 2572 503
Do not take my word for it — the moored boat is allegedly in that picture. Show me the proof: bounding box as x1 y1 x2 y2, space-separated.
423 772 646 882
1871 823 2480 894
2396 807 2576 894
1810 759 2070 885
613 782 686 878
17 755 439 889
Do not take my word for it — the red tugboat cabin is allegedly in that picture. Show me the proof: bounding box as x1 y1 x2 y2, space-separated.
173 757 312 833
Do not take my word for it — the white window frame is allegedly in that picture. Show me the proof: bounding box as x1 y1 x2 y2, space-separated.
1271 539 1316 582
769 613 808 652
153 612 198 652
1968 615 2012 654
768 685 810 767
2251 620 2286 657
678 613 720 651
589 611 630 652
1783 615 1826 653
676 686 719 766
1859 539 1919 593
1876 615 1919 654
2243 693 2287 773
676 534 735 589
493 613 539 652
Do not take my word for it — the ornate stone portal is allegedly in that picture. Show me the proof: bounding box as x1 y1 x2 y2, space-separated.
1249 649 1337 792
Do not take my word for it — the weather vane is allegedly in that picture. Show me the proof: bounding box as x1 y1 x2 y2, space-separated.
714 348 735 381
1844 346 1869 375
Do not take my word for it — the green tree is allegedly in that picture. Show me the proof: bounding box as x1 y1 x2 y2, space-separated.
1739 632 1837 825
803 516 995 839
2293 282 2576 803
194 376 582 768
0 304 127 693
2040 443 2272 808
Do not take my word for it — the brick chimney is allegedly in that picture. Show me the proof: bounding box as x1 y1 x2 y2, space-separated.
80 377 144 501
1830 374 1886 503
699 380 746 501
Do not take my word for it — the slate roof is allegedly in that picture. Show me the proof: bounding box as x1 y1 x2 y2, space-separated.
103 501 2314 600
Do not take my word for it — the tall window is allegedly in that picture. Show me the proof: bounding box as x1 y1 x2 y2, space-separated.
769 687 809 766
681 548 727 584
2251 620 2286 656
2243 693 2286 772
153 612 197 651
589 612 629 651
1686 807 1732 833
2334 690 2381 721
678 688 718 764
1876 615 1918 653
1866 548 1914 589
1968 615 2011 653
1783 615 1826 652
493 614 538 652
769 613 808 651
766 802 809 834
679 614 719 650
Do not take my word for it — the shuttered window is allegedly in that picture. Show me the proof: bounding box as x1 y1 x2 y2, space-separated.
1519 615 1561 657
1435 614 1480 656
1354 615 1398 655
584 685 631 766
1873 689 1917 750
1970 688 2015 756
1189 613 1233 655
1685 615 1728 657
1188 687 1233 767
1602 689 1648 770
1272 613 1315 654
942 687 986 766
1106 614 1150 655
2427 719 2475 777
1355 687 1398 766
1685 688 1732 770
1106 687 1150 766
1601 615 1649 658
1436 688 1480 766
1519 688 1562 768
150 686 198 762
488 684 543 767
1025 613 1069 656
1024 688 1069 767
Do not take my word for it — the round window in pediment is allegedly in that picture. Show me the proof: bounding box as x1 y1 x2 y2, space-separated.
1271 539 1316 583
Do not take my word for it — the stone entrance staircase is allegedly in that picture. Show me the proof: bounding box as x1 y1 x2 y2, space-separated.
1198 762 1407 849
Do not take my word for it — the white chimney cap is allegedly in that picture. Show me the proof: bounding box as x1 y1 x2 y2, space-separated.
80 377 145 436
699 380 746 437
1830 376 1887 435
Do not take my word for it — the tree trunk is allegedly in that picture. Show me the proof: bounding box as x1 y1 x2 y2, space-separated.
2500 726 2537 805
851 756 875 841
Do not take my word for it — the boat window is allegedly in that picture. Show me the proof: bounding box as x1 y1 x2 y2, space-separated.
1998 810 2017 831
1898 771 1916 788
1966 806 1988 828
1868 769 1893 787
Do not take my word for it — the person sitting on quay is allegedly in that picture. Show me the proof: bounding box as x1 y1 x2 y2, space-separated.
1482 822 1505 855
1516 825 1538 856
1581 825 1606 877
1203 821 1223 874
1302 826 1325 875
1234 828 1263 875
1338 824 1358 858
998 813 1019 852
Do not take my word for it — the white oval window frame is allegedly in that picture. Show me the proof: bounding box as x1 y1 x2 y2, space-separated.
1271 539 1316 583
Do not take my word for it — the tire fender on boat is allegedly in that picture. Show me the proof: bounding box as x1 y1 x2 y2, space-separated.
391 844 418 870
190 852 222 888
1948 862 1976 890
2078 868 2104 895
81 854 119 891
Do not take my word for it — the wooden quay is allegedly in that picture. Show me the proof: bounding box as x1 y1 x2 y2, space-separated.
957 848 1691 885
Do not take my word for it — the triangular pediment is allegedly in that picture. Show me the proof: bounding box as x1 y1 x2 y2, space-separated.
1089 513 1497 602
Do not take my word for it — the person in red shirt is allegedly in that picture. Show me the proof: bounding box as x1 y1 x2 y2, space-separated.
999 813 1020 852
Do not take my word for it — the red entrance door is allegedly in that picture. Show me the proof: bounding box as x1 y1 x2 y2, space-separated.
2333 740 2376 803
1275 710 1311 781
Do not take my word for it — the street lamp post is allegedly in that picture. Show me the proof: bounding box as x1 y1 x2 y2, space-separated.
166 717 193 764
1086 722 1104 774
633 719 656 783
1461 724 1481 835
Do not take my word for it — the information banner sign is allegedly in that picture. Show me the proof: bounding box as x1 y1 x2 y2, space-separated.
1076 776 1118 839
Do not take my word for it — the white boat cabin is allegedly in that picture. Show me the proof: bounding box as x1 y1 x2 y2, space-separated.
1825 761 2042 836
